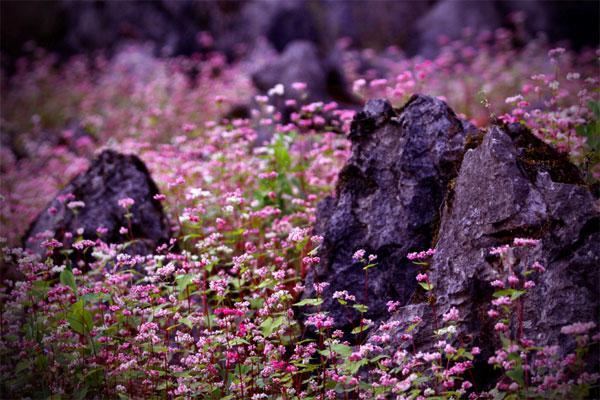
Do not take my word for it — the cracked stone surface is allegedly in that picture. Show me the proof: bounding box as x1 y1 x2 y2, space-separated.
368 123 599 383
302 94 478 331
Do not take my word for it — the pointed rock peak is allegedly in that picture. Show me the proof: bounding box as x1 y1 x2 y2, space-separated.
349 98 396 140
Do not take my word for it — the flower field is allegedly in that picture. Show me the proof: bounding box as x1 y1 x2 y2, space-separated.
0 28 598 399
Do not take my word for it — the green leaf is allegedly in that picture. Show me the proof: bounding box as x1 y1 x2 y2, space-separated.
229 338 250 346
362 263 377 271
273 136 291 170
493 289 526 300
60 269 77 293
419 282 433 291
506 366 525 386
307 245 320 256
179 317 193 329
351 324 372 335
175 274 194 294
67 300 93 335
345 358 368 374
260 315 284 337
352 303 368 313
73 389 88 400
293 298 323 307
330 343 352 357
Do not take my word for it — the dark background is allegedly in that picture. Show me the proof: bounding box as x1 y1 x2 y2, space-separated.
2 0 598 68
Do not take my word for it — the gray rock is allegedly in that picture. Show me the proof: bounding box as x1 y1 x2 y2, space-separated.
24 149 170 259
302 94 476 331
252 41 328 102
412 0 501 58
369 123 599 379
251 40 356 108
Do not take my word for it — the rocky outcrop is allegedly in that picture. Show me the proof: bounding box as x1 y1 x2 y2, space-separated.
368 123 599 375
24 149 170 258
302 95 478 331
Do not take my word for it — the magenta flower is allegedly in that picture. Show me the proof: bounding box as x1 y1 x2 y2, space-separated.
118 197 135 209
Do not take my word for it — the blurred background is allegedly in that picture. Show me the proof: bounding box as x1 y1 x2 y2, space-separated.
1 0 598 67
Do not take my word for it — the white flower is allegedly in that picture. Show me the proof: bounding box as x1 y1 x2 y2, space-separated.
51 265 66 273
186 187 210 200
268 83 285 97
505 94 524 104
67 201 85 209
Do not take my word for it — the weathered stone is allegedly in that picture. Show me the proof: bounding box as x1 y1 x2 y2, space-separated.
302 94 477 331
369 123 599 383
24 149 170 258
251 40 355 109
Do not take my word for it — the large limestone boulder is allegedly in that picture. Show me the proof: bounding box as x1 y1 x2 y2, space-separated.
302 95 478 331
368 123 599 383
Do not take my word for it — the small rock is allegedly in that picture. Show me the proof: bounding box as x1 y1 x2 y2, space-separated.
24 149 170 259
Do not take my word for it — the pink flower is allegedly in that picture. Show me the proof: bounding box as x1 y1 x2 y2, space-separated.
352 249 366 261
306 312 334 329
352 79 366 94
444 344 457 354
524 280 535 289
41 238 63 250
548 47 566 58
442 307 460 322
489 245 510 256
369 78 388 88
291 82 307 91
288 227 308 242
416 273 428 282
494 322 508 332
561 321 596 335
386 301 401 312
492 296 511 307
118 197 135 209
407 248 435 261
531 261 545 272
513 237 540 247
442 379 455 389
313 282 330 295
182 123 196 132
214 307 244 317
